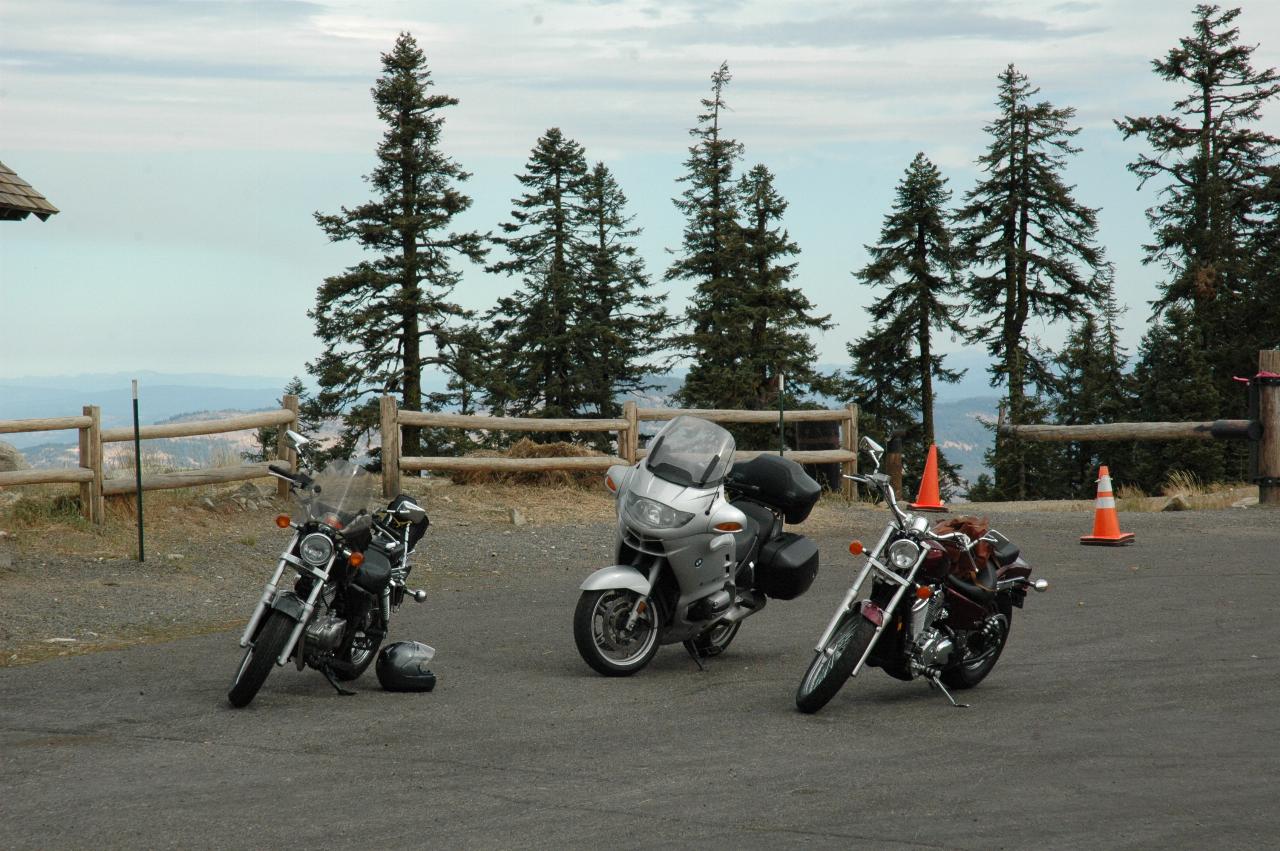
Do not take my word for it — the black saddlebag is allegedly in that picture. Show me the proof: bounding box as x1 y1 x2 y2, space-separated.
729 454 821 524
354 548 393 595
753 532 819 600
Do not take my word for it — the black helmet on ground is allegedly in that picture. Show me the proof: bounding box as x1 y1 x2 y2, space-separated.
376 641 437 692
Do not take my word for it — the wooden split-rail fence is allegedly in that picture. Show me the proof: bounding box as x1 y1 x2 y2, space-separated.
379 397 861 499
0 394 859 524
0 396 301 523
997 349 1280 506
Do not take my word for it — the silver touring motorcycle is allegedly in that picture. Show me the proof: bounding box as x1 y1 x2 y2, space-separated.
574 415 822 676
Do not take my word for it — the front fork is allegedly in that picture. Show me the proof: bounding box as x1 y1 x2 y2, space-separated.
239 532 298 647
814 526 926 679
623 562 663 631
237 532 337 667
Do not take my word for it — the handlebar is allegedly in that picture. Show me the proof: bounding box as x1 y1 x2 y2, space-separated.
267 463 315 491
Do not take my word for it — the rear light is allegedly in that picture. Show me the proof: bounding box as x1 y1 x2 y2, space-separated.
275 514 291 528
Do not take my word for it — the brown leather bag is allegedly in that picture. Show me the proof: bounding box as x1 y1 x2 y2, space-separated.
929 516 993 581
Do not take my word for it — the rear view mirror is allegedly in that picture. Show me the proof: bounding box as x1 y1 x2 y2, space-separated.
285 429 310 450
859 436 884 472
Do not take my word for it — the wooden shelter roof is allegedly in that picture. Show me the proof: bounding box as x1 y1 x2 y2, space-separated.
0 161 59 221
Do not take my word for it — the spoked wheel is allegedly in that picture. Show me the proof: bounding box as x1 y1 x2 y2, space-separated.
796 613 876 714
683 620 741 660
330 630 383 682
228 610 293 708
941 609 1011 690
573 589 661 677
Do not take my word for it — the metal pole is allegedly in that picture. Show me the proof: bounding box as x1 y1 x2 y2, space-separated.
777 372 785 456
132 380 144 562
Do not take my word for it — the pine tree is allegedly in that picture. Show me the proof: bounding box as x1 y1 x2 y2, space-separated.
668 66 831 410
854 153 966 452
1130 306 1225 489
309 33 487 462
1051 269 1134 497
574 161 669 418
484 128 589 423
956 64 1105 499
1115 4 1279 394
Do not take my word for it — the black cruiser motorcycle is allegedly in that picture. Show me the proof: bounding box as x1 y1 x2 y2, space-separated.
227 431 430 708
795 436 1048 713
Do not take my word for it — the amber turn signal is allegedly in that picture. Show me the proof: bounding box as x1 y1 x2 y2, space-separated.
713 521 743 533
605 475 618 492
915 586 932 600
348 551 365 568
848 540 864 556
275 514 291 528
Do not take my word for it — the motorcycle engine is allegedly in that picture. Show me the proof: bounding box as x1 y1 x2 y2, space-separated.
914 627 955 669
304 614 347 651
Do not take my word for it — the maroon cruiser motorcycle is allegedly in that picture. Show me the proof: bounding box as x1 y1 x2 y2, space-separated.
795 437 1048 713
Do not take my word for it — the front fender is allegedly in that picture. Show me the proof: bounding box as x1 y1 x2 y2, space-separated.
580 565 651 596
268 589 306 622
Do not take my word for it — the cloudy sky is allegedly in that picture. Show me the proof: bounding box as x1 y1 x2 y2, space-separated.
2 0 1278 382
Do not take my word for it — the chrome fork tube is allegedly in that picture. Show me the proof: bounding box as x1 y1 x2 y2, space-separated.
239 533 298 647
848 553 928 679
277 554 336 666
814 525 894 653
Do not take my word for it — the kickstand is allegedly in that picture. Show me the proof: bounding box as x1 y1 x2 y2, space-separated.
322 667 357 697
685 646 706 672
926 676 969 709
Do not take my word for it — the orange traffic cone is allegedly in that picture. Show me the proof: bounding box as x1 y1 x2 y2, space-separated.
910 444 948 513
1080 465 1135 546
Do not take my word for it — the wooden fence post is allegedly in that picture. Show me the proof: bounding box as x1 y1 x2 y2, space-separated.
622 401 638 464
380 395 401 498
1260 350 1280 507
78 405 103 523
841 403 858 499
276 394 299 499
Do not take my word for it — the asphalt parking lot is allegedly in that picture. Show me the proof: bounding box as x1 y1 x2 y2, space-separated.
1 508 1276 849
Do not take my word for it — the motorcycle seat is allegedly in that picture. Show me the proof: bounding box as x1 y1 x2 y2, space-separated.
730 499 780 569
945 560 998 604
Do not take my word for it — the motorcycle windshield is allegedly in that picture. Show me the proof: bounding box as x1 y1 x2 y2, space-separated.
296 460 377 527
644 415 736 489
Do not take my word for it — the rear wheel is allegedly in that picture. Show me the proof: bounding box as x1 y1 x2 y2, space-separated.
574 589 661 677
228 610 293 708
684 620 741 660
330 630 383 681
940 606 1011 690
796 613 876 714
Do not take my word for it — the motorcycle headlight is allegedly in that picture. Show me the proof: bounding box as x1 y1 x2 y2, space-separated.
299 532 335 567
888 539 921 570
623 493 694 529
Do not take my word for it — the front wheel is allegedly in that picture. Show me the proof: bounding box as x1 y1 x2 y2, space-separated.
796 613 876 714
228 610 294 708
573 589 661 677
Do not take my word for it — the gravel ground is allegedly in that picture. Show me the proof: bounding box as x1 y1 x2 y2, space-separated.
0 482 620 666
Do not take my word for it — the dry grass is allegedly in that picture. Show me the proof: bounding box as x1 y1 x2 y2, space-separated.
448 438 610 487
